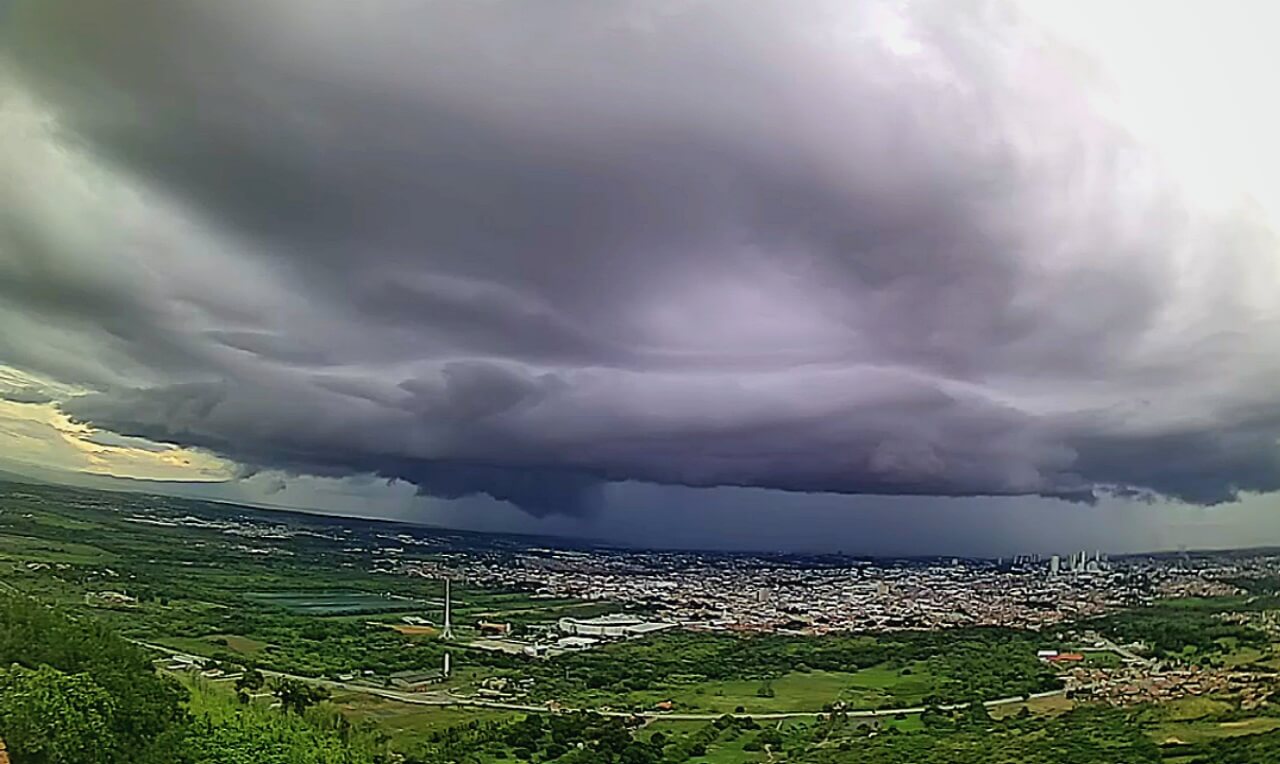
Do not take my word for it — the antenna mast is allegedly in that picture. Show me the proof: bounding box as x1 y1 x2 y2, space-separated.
441 576 454 640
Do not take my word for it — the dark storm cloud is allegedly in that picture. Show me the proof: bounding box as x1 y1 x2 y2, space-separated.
5 0 1280 515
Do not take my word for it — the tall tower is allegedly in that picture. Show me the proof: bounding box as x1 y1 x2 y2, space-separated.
441 577 454 640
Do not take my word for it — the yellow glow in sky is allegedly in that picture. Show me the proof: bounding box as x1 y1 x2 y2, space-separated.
0 365 235 482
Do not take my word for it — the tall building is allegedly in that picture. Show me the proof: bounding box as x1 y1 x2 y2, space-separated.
1049 555 1061 576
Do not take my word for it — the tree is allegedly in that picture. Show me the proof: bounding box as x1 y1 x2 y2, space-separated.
0 593 186 754
0 664 119 764
963 699 992 727
921 704 951 729
619 742 659 764
236 669 266 694
272 678 329 715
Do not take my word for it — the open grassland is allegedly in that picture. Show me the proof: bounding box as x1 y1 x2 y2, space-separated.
599 665 938 715
990 692 1075 719
0 532 118 565
602 669 869 714
1155 716 1280 745
158 633 272 656
331 691 521 749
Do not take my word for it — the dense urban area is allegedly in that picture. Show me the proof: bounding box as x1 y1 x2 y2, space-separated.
5 478 1280 762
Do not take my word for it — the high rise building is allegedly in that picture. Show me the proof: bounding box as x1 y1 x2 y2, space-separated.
1049 555 1060 576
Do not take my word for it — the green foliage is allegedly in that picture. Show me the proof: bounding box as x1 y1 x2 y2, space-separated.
795 706 1162 764
0 593 389 764
1086 604 1267 659
524 627 1062 708
0 592 185 761
272 678 330 715
0 664 118 764
178 683 387 764
236 668 265 693
1223 576 1280 596
1172 726 1280 763
406 710 693 763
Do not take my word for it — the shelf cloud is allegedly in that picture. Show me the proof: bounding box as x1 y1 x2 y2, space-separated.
3 0 1280 517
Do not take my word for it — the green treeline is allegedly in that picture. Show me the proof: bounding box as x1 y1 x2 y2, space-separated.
793 706 1164 764
526 627 1063 704
0 592 186 762
1086 602 1271 659
408 711 698 764
0 593 389 763
1170 728 1280 763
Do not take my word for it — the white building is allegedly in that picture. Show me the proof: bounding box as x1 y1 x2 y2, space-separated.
557 614 677 639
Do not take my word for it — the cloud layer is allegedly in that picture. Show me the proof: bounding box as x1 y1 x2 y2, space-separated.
3 0 1280 516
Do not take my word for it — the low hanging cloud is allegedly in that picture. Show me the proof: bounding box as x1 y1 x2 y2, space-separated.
3 0 1280 516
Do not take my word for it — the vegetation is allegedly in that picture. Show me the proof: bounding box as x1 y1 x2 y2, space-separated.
1171 727 1280 763
1086 602 1269 660
519 627 1063 711
408 711 676 764
0 592 186 762
0 592 391 763
177 680 389 764
790 706 1164 763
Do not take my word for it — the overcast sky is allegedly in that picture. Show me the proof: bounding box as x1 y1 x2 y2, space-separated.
3 0 1280 555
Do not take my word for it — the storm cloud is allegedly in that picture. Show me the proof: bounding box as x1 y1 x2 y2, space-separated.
3 0 1280 517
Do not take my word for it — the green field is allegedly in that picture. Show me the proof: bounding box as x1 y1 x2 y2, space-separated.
0 532 117 564
1156 716 1280 745
159 633 271 656
577 665 938 715
331 691 521 748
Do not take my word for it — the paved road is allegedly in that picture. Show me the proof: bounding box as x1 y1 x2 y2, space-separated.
1093 637 1154 665
139 641 1065 721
